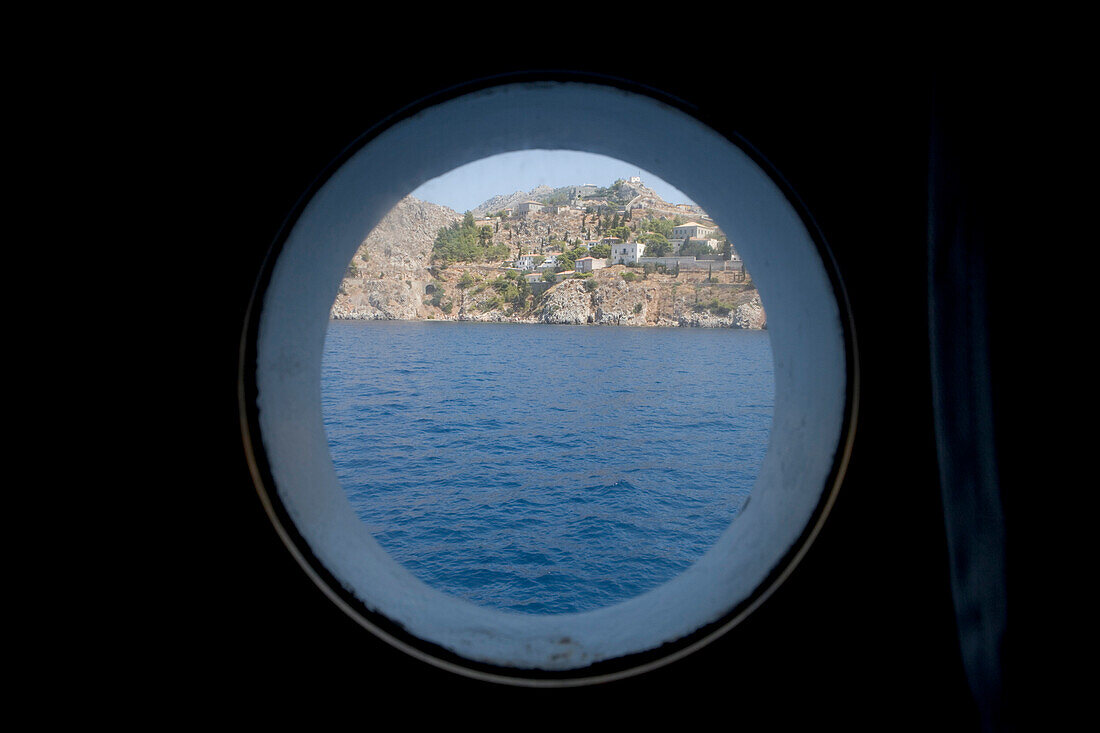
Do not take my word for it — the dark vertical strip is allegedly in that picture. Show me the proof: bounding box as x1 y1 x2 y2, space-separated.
928 72 1009 732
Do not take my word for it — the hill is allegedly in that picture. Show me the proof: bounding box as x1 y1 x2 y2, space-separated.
330 180 764 329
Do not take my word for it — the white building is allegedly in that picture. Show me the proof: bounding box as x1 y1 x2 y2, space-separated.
539 252 563 269
575 256 608 273
672 221 715 241
610 241 646 265
516 200 544 215
515 254 543 270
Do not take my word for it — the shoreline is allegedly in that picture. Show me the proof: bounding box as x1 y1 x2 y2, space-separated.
328 315 767 330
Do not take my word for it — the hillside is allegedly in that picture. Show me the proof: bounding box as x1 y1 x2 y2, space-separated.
471 178 709 220
330 183 765 329
330 196 459 320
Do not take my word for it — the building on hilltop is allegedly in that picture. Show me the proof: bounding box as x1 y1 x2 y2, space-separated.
517 201 544 215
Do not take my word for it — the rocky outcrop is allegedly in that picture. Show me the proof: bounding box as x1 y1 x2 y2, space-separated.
732 293 767 329
538 280 595 324
675 290 767 330
471 185 554 217
592 276 658 326
330 195 460 320
535 277 659 326
530 270 766 329
330 279 422 321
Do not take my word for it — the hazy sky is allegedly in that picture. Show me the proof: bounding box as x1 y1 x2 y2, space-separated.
411 150 697 213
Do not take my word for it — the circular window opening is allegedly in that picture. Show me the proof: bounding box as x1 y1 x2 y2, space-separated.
241 78 856 685
323 150 774 616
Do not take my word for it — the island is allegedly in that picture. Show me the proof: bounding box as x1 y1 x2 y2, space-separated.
331 177 766 329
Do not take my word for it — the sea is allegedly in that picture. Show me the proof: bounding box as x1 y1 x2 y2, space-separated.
321 320 774 614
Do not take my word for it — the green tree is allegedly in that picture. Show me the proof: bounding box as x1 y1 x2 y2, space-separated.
432 212 508 265
640 217 675 238
637 232 671 257
566 244 589 262
589 243 611 259
606 225 630 241
680 240 715 257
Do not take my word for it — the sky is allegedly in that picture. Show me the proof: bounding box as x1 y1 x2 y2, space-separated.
411 150 697 213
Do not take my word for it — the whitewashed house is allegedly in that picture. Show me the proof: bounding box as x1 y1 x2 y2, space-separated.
610 241 646 265
575 256 608 273
515 254 543 270
539 252 563 269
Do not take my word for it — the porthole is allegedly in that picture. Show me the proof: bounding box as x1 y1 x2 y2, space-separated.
239 75 857 685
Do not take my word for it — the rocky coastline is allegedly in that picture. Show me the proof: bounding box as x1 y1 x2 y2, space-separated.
330 193 767 331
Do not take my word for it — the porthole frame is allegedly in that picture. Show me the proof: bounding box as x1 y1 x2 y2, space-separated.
238 71 859 686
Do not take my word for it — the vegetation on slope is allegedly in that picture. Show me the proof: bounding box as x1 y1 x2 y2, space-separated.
432 212 509 265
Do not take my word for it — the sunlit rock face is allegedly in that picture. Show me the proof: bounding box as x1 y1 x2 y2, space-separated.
330 195 459 321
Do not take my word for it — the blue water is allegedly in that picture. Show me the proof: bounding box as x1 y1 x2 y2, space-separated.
321 320 774 614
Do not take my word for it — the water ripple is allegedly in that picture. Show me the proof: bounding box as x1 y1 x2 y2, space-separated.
322 321 774 614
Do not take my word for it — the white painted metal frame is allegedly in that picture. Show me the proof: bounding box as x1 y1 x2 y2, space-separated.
248 81 854 682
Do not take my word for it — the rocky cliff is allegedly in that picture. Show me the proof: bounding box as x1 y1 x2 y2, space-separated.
330 196 460 320
536 271 766 329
